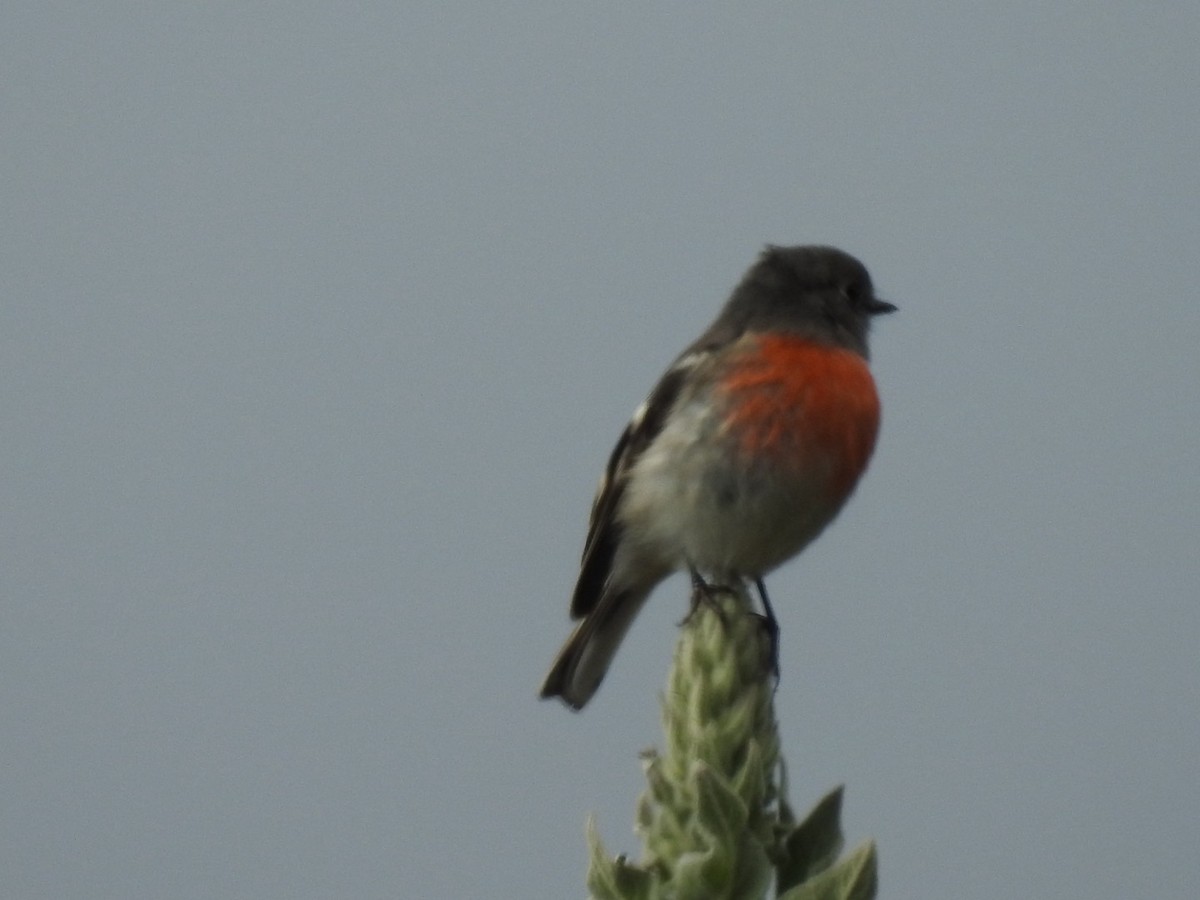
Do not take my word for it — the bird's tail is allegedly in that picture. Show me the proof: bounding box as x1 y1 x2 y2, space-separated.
539 588 651 710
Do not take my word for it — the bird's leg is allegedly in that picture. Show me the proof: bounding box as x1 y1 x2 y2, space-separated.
754 577 781 681
682 566 733 628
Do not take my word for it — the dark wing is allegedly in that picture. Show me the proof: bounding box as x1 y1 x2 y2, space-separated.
568 347 716 619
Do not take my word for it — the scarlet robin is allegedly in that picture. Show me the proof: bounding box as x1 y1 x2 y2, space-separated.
540 245 895 710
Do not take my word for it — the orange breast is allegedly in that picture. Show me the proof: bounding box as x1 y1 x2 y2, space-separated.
717 334 881 501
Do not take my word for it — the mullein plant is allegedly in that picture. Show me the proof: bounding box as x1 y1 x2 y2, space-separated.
584 586 877 900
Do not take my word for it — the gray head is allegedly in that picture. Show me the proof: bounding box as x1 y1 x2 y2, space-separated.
708 245 896 357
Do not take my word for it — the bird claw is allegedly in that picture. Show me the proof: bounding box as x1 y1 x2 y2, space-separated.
680 569 782 685
754 578 782 683
680 570 737 627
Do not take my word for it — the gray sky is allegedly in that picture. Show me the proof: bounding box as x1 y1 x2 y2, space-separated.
4 4 1198 898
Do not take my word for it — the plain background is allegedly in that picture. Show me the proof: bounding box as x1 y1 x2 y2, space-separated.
4 4 1198 899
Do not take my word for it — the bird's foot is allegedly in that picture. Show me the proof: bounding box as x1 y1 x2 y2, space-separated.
754 578 781 683
680 567 738 628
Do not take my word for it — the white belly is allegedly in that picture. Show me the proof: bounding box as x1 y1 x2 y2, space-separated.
615 396 842 580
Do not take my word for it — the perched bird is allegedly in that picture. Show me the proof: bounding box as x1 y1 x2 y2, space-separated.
540 245 894 710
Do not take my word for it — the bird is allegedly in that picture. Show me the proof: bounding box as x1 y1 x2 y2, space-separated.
540 245 894 710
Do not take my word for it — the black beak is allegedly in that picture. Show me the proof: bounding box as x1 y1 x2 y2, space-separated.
867 297 898 315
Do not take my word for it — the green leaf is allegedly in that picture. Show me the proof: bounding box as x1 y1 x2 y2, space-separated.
731 832 774 900
775 785 846 893
730 739 767 810
777 840 877 900
585 819 655 900
694 762 750 843
672 847 725 900
641 751 673 805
